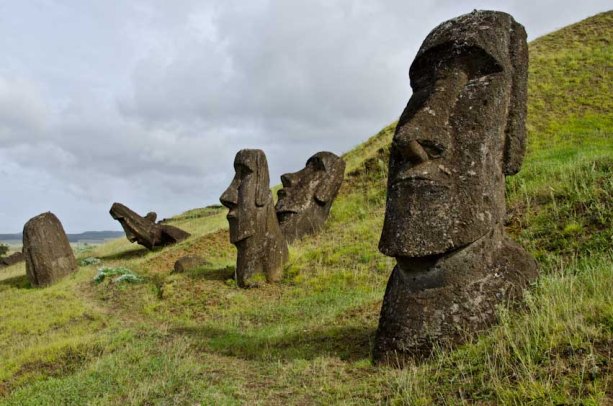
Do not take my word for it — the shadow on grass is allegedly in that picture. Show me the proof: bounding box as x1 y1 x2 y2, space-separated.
0 274 31 290
174 324 375 362
185 266 235 281
99 247 149 261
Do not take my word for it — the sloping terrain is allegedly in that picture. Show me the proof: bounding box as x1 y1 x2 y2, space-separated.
0 11 611 405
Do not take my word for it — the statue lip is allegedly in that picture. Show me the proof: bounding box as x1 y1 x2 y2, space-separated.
226 209 238 220
391 162 451 189
391 172 450 189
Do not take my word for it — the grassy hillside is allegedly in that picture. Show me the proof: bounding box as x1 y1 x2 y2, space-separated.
1 11 612 405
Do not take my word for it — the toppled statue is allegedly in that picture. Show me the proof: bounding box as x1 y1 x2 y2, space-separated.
23 212 78 287
374 10 538 365
0 251 24 268
275 151 345 243
110 203 190 250
220 149 288 287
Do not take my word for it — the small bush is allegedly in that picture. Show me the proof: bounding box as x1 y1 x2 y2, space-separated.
94 267 143 284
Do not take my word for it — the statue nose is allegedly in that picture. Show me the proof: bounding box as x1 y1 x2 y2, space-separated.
281 173 295 187
399 139 429 164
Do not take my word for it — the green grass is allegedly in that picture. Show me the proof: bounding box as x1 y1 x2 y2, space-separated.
1 10 612 405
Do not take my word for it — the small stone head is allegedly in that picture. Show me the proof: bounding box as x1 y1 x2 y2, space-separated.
379 10 528 258
275 151 345 241
220 149 272 244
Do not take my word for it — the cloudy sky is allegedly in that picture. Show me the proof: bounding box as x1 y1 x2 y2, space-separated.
0 0 609 232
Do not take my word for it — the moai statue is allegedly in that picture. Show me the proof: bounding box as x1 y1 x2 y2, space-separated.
275 151 345 243
109 203 190 250
220 149 288 287
23 212 78 287
374 10 538 365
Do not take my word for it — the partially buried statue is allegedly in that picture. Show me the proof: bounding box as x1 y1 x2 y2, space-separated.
275 151 345 243
23 212 78 287
220 149 288 287
374 10 538 365
110 203 190 250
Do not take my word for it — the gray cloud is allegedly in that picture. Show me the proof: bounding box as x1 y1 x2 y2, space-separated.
0 0 610 232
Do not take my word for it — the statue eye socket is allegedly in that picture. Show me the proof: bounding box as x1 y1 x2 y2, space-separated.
307 158 325 171
418 139 446 158
235 163 254 175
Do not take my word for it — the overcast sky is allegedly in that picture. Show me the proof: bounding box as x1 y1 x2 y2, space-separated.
0 0 609 232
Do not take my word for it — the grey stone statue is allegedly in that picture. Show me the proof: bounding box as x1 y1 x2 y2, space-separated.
220 149 288 288
275 151 345 243
110 203 190 250
374 10 538 365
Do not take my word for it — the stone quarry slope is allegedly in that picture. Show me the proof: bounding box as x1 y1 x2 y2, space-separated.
0 11 611 405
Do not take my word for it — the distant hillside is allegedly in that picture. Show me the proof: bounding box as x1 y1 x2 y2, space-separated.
0 11 611 405
527 10 612 144
0 231 124 244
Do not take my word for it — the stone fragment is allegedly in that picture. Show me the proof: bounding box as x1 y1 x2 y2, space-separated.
374 10 538 365
275 151 345 243
22 212 78 287
109 203 190 250
0 251 24 267
220 149 288 288
173 255 209 273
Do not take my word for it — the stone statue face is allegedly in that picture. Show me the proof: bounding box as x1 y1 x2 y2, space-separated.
379 12 527 258
275 152 345 235
220 149 271 244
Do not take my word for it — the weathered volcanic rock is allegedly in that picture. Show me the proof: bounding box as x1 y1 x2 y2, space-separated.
22 212 78 287
220 149 288 288
275 151 345 243
173 255 210 273
374 10 537 365
110 203 190 250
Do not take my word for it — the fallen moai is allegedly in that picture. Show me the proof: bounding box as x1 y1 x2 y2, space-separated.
110 203 190 250
0 251 24 267
220 149 288 287
373 10 538 365
275 151 345 243
23 212 78 287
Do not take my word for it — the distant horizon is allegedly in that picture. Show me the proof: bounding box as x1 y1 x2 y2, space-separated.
0 230 125 240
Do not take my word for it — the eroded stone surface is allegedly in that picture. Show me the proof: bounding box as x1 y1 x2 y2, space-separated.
173 255 209 273
220 149 288 288
110 203 190 250
275 151 345 243
374 10 537 365
23 212 78 287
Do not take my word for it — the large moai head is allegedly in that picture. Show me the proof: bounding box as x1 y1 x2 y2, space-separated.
275 151 345 242
379 10 528 258
220 149 288 287
220 149 272 244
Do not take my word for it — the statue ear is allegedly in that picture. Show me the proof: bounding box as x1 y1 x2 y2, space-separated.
255 151 271 207
315 158 345 205
503 20 528 176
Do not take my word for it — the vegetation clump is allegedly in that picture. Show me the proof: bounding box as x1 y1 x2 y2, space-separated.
93 267 143 284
